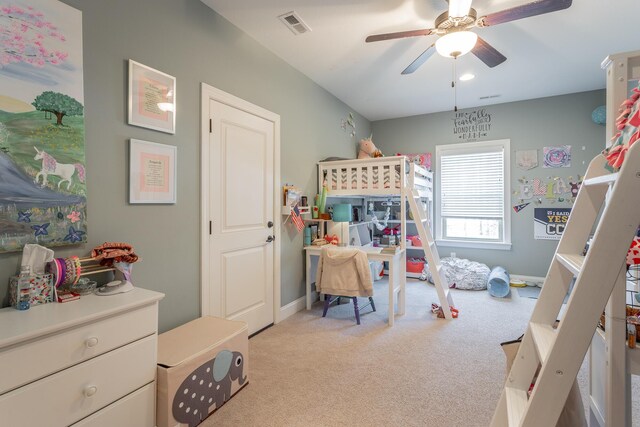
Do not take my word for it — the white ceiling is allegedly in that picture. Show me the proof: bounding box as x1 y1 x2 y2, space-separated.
201 0 640 121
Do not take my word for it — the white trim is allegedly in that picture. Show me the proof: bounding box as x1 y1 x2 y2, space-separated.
435 239 512 251
279 296 308 321
199 83 282 326
435 139 511 249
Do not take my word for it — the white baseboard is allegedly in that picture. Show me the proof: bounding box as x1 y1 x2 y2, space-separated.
279 296 307 321
510 274 545 287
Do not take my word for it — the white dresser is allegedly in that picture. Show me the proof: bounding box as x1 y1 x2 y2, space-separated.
0 287 164 426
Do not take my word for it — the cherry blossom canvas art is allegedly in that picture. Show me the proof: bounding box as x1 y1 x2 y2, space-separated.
0 0 87 252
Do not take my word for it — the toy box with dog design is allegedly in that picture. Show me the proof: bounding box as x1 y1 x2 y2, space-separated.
156 316 249 427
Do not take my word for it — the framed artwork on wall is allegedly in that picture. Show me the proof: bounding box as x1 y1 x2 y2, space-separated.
0 1 88 252
129 139 177 204
128 60 176 134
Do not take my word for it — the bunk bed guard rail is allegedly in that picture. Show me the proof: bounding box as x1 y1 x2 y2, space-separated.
317 157 433 198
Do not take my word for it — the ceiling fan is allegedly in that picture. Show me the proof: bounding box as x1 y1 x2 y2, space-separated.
366 0 572 75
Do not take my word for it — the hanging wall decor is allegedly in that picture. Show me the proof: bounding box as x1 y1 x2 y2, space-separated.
534 208 571 240
128 60 176 134
512 202 530 213
515 149 538 170
543 145 571 168
129 139 177 204
0 0 87 253
340 112 356 138
451 108 492 141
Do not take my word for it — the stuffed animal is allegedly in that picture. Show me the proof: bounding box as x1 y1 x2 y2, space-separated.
324 234 339 245
358 136 383 159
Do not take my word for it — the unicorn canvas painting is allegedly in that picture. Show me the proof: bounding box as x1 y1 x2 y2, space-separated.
33 147 85 190
0 0 87 252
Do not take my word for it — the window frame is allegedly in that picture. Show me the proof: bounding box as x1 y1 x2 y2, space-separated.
435 139 511 251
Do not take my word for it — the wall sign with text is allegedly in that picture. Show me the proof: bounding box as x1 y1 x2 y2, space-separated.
452 109 492 141
534 208 571 240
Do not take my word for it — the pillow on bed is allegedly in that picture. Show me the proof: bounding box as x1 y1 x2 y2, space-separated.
319 157 351 162
396 152 432 170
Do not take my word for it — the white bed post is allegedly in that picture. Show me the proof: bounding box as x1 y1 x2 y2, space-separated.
400 158 407 253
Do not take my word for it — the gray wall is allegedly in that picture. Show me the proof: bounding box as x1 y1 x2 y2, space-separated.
0 0 370 332
372 90 605 277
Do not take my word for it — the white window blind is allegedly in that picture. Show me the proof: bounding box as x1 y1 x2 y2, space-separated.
440 149 504 219
436 140 511 248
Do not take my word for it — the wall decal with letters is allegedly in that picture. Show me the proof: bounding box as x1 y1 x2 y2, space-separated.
452 109 492 141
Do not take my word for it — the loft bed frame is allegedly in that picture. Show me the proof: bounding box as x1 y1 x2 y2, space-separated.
318 156 433 199
315 156 456 320
318 156 433 251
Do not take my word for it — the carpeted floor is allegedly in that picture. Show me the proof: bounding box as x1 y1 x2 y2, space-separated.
202 279 638 427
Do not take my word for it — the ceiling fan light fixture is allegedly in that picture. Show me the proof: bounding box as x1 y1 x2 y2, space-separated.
448 0 473 19
435 31 478 58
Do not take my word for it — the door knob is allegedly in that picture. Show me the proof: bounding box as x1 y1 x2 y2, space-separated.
267 221 274 228
266 235 275 243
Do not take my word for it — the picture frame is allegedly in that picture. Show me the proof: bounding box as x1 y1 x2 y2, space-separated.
129 139 177 204
128 60 176 134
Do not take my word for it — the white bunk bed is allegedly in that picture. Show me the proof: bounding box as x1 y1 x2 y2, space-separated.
317 156 433 250
589 49 640 427
317 156 456 319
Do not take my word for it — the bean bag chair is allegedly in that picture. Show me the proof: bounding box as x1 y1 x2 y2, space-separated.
425 257 490 290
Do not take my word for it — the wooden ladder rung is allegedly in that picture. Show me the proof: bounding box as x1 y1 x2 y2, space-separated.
583 172 618 187
555 253 585 276
530 322 556 364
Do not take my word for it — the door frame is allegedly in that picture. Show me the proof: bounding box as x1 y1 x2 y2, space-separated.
200 83 281 326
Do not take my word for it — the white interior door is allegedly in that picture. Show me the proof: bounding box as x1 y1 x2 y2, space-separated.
208 98 275 335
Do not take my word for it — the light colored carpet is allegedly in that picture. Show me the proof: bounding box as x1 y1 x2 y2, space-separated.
201 279 638 427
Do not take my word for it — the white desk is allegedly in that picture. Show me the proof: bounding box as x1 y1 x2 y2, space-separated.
304 246 406 326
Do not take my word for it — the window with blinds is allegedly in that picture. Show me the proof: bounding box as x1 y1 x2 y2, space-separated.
436 140 511 248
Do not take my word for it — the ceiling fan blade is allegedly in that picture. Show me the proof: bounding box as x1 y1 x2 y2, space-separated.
448 0 473 18
401 44 436 75
480 0 572 27
366 29 433 43
471 37 506 68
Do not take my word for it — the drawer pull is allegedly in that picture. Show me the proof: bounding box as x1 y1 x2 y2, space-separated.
83 386 98 398
85 337 99 348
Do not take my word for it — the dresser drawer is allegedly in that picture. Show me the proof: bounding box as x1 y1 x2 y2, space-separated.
72 382 155 427
0 334 157 427
0 303 157 394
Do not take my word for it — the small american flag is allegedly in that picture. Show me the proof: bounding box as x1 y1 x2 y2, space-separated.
291 205 305 232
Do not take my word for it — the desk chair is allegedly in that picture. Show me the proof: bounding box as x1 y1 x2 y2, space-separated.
316 246 376 325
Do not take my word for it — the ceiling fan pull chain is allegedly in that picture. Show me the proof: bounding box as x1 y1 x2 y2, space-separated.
453 58 458 112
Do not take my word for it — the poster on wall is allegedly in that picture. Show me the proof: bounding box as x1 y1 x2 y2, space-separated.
534 208 571 240
0 0 87 253
543 146 571 168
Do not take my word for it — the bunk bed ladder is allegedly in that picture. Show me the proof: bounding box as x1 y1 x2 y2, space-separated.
490 143 640 427
407 189 455 320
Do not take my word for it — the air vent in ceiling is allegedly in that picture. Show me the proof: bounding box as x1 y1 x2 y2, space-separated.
278 11 311 35
479 94 501 100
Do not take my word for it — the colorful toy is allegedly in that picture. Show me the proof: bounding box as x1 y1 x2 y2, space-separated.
324 234 339 245
431 303 459 319
605 85 640 170
357 136 383 159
